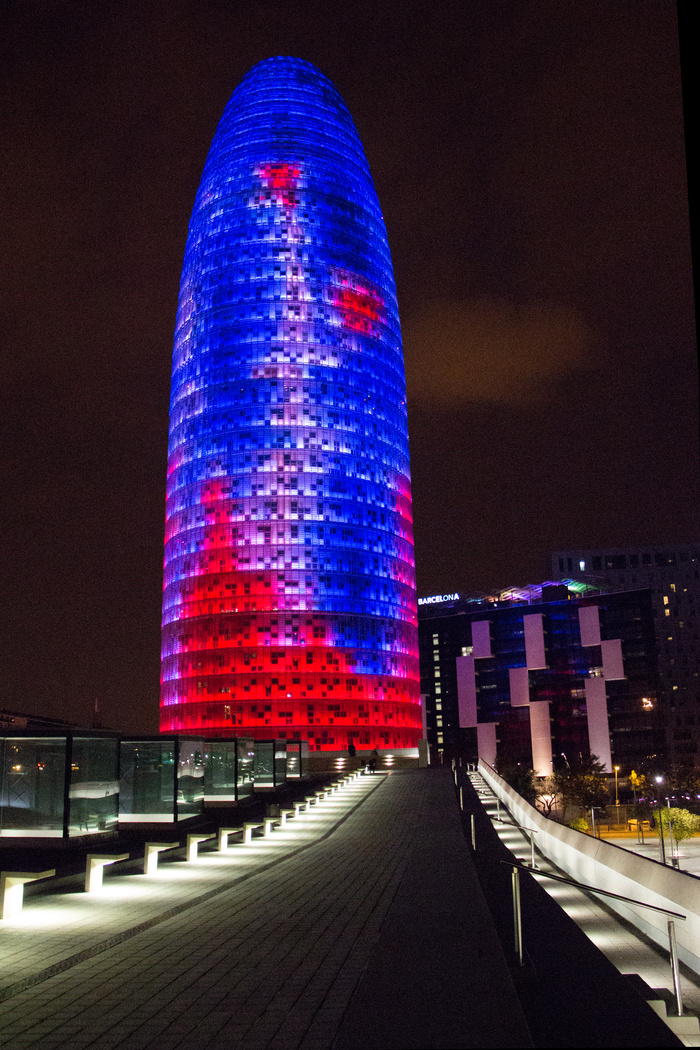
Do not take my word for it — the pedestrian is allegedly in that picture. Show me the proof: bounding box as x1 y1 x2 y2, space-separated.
347 740 356 769
369 748 378 773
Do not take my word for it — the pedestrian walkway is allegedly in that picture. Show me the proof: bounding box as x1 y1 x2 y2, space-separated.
0 770 531 1050
1 775 375 999
467 770 700 1040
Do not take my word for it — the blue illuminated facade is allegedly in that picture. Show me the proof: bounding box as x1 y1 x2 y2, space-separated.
161 57 420 749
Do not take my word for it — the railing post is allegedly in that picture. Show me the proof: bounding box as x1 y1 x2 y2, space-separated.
470 814 476 850
668 919 684 1016
511 866 523 966
459 786 463 811
496 798 501 820
530 830 536 870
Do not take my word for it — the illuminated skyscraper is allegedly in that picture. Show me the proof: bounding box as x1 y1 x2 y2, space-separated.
160 57 420 751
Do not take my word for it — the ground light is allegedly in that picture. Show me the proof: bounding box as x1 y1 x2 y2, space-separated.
0 774 365 923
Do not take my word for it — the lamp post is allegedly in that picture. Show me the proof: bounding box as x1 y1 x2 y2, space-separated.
655 775 667 866
614 765 620 809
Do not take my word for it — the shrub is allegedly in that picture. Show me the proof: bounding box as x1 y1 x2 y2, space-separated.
659 807 700 841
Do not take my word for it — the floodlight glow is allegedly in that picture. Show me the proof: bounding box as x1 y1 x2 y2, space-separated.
186 835 212 862
144 842 179 875
217 827 239 851
0 870 55 921
85 854 129 893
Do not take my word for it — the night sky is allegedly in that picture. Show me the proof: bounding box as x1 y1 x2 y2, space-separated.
2 1 695 733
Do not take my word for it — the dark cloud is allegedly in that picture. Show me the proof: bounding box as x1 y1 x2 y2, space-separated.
404 299 590 405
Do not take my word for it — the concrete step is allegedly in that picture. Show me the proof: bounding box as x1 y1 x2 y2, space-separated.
646 992 700 1044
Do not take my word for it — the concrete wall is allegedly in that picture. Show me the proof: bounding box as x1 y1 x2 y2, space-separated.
478 760 700 977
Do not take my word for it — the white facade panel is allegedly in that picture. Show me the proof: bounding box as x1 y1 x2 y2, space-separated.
471 620 493 659
509 666 530 707
456 655 477 728
523 613 547 670
578 604 601 647
420 693 428 737
529 701 553 776
601 638 625 681
477 722 498 767
585 676 613 771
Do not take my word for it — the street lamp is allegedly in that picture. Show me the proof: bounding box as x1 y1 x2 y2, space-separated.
614 765 620 808
655 775 667 866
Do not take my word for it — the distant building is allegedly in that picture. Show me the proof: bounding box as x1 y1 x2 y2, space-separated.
418 582 663 775
551 545 700 765
0 708 83 732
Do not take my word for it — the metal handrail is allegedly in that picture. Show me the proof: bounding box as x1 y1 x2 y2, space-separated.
500 859 685 920
501 858 686 1015
495 817 539 833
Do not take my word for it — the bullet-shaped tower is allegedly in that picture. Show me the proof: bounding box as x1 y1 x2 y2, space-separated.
161 57 420 751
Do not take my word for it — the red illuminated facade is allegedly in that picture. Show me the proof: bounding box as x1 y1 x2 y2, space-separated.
160 58 420 749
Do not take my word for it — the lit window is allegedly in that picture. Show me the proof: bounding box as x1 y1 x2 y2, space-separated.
665 609 671 617
579 560 585 571
434 670 440 679
663 596 669 605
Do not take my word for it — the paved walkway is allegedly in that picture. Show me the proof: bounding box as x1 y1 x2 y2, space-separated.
467 771 700 1025
602 834 700 877
0 770 530 1050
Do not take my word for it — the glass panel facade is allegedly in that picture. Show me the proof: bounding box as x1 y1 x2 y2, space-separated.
286 741 301 778
300 740 309 777
0 736 66 837
68 736 119 837
119 740 176 822
204 736 253 801
176 737 205 818
204 739 238 801
159 56 420 751
253 740 275 788
237 737 254 799
274 739 287 786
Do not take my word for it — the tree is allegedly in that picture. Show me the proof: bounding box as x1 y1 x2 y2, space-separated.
669 766 700 798
535 779 559 817
660 807 700 842
496 761 537 804
553 755 609 815
629 770 647 801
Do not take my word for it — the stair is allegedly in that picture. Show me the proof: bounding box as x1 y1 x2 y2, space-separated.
624 975 700 1046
